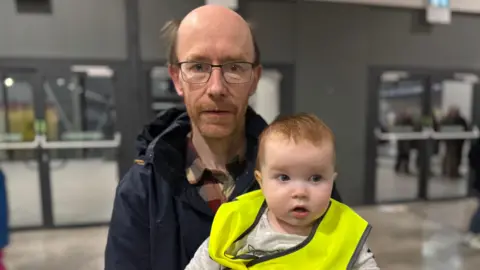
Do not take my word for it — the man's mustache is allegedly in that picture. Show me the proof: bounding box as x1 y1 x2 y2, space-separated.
199 104 237 113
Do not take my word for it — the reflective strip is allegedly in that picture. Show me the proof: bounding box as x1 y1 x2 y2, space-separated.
346 224 372 270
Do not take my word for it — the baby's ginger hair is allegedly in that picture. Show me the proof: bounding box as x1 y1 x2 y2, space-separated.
256 113 336 170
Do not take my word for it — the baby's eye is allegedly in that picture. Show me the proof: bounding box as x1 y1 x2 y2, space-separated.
310 175 323 182
276 174 290 182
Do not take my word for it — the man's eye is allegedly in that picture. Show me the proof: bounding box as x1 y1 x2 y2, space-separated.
277 174 290 181
229 64 239 72
193 64 206 71
310 175 323 182
225 63 245 73
187 63 208 72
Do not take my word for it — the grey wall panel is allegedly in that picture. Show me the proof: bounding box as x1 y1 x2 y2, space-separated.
139 0 204 61
140 0 296 62
244 1 296 64
296 2 370 205
368 8 480 68
0 0 126 59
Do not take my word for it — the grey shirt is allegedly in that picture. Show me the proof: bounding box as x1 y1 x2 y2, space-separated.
185 209 379 270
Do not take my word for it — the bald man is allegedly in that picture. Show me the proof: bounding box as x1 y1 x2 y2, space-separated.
105 5 342 270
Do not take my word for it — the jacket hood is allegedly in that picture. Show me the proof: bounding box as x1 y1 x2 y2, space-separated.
135 106 268 157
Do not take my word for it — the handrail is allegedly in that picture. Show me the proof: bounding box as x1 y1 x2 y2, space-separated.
0 136 40 150
374 128 429 140
0 133 121 150
375 126 480 141
431 126 480 140
40 133 121 149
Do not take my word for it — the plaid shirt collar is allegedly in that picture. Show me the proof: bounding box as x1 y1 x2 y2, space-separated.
185 133 246 185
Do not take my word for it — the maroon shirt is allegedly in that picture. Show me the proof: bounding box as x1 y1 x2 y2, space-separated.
185 135 246 213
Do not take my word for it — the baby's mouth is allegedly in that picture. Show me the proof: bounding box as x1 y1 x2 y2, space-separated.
291 206 310 218
292 207 308 213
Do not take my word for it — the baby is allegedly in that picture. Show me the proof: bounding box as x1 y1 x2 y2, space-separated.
185 113 379 269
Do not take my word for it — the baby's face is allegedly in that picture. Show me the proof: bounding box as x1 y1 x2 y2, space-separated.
257 138 336 236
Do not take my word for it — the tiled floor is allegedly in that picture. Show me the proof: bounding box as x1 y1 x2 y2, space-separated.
376 156 471 202
4 198 480 270
357 198 480 270
375 142 473 202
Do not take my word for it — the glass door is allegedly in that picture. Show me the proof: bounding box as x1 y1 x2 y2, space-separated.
0 68 48 228
43 65 120 226
0 66 123 229
369 69 480 204
427 73 480 199
373 71 429 203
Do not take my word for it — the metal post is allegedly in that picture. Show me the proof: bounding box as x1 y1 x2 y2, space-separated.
125 0 142 83
418 76 432 200
118 0 149 178
33 72 54 228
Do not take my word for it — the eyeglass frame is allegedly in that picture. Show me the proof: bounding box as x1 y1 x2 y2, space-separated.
174 61 259 84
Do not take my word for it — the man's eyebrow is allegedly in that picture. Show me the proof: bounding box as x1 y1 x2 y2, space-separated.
183 54 210 62
183 54 251 63
220 55 250 63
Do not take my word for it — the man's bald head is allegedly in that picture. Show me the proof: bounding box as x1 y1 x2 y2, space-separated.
161 5 260 65
164 4 263 142
181 4 247 31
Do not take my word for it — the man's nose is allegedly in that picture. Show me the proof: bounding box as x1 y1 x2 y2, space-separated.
206 68 227 97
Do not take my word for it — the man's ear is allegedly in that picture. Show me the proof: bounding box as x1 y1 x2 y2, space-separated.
168 64 184 97
249 65 263 97
254 170 263 187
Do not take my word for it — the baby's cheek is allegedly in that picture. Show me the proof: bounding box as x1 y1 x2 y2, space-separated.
313 196 332 216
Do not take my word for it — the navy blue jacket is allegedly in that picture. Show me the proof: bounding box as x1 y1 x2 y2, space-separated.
469 139 480 192
104 107 343 270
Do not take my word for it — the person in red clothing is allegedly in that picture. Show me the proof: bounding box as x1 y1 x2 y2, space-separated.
0 251 6 270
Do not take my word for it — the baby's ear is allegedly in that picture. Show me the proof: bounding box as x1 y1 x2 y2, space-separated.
331 172 338 182
254 170 263 187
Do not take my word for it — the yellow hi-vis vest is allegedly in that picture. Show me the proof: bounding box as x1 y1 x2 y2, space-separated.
208 190 372 270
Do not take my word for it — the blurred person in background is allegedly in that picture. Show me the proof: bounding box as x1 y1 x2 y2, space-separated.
394 110 414 175
465 137 480 249
442 106 468 178
104 5 343 270
0 168 8 270
432 110 441 153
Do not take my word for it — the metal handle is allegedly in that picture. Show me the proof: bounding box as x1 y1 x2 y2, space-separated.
40 133 121 149
0 136 40 150
375 126 480 141
431 126 480 140
374 128 429 140
0 133 121 150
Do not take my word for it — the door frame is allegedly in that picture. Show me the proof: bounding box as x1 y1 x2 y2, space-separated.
364 66 480 205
